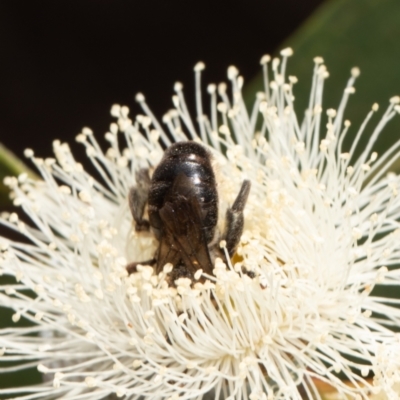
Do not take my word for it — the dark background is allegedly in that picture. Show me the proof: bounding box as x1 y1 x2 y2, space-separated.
0 0 324 161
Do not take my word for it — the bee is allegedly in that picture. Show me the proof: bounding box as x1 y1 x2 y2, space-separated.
127 141 251 282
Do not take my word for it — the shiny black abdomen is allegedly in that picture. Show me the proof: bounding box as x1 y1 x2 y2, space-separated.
148 141 218 242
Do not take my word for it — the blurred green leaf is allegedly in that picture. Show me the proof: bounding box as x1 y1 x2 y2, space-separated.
0 278 42 398
246 0 400 166
0 143 38 207
0 145 39 396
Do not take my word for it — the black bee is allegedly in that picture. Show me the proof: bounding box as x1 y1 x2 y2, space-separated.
127 141 251 282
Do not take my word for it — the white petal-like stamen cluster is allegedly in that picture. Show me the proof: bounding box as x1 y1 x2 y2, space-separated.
1 48 400 399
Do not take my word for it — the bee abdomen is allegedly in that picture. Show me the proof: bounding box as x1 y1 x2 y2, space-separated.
148 142 218 244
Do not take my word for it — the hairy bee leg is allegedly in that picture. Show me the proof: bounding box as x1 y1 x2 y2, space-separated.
129 168 151 231
223 180 251 257
126 258 156 275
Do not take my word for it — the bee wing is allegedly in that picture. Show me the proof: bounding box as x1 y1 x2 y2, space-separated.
158 174 214 277
156 235 182 273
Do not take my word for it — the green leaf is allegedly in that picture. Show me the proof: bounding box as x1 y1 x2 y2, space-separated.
0 146 41 393
246 0 400 166
0 143 38 207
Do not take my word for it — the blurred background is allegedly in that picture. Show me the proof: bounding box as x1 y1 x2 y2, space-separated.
0 0 324 158
2 0 400 205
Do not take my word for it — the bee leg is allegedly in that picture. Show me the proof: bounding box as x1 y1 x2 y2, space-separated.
223 180 251 257
129 168 151 231
126 258 156 275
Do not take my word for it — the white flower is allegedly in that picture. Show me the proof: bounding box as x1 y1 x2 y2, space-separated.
1 48 400 399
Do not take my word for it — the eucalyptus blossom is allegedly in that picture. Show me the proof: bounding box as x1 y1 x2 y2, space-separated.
1 48 400 399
